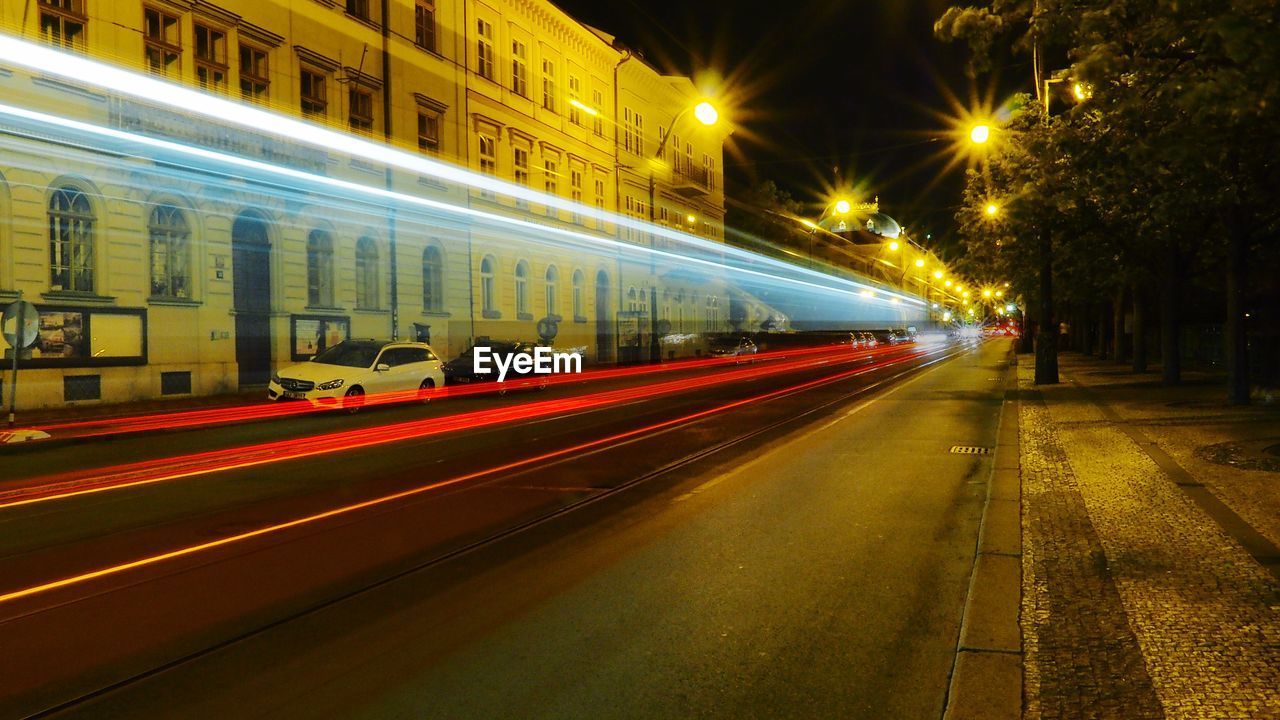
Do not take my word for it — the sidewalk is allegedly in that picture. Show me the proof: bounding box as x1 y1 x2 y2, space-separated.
1018 353 1280 719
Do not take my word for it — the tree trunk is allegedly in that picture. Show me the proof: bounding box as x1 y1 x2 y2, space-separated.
1160 247 1181 385
1018 303 1034 354
1132 282 1147 373
1112 286 1127 364
1226 203 1250 404
1096 302 1109 360
1034 228 1059 384
1080 304 1095 356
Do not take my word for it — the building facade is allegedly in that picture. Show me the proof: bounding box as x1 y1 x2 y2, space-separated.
0 0 734 409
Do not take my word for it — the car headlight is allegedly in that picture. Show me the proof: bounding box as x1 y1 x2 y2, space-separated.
271 373 281 385
317 378 345 390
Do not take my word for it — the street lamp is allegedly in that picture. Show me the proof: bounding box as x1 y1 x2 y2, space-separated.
985 203 1000 217
969 124 990 144
888 240 899 251
645 99 720 362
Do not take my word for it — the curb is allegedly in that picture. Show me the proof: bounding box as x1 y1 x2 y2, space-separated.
943 347 1023 720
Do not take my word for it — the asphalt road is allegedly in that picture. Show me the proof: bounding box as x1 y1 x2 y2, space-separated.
0 339 1010 718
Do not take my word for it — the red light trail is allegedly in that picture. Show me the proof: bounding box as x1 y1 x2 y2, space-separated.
0 344 955 606
0 346 927 511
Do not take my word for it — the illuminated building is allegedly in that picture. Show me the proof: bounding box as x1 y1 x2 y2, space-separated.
0 0 733 408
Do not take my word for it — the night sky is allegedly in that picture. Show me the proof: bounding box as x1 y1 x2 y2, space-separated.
553 0 1031 258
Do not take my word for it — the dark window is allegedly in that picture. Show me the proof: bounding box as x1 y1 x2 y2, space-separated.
306 229 334 307
301 68 327 118
422 245 444 311
349 86 374 133
239 45 270 101
149 203 191 298
346 0 369 21
194 24 228 91
49 185 95 292
39 0 86 50
414 0 436 51
143 7 181 77
64 374 101 401
417 108 440 153
161 371 192 395
355 236 379 309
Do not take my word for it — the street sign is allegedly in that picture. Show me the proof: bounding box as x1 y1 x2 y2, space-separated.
2 300 38 350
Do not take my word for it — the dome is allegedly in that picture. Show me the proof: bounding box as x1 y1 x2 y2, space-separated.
864 213 901 238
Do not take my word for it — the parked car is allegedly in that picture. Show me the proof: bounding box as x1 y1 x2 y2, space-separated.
707 336 758 363
442 340 549 392
857 331 878 349
891 327 914 344
268 339 444 410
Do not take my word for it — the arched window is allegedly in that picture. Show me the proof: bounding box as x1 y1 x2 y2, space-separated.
422 245 444 312
514 260 529 316
355 236 379 309
149 204 191 298
481 255 497 314
571 268 584 319
307 229 335 307
544 264 559 317
627 286 638 312
49 185 95 292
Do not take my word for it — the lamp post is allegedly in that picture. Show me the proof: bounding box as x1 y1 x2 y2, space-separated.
646 100 720 362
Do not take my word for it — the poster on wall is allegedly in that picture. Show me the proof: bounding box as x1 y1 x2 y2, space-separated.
36 311 87 359
292 316 350 360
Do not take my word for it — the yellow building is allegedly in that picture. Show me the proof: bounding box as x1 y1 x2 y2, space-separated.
0 0 731 409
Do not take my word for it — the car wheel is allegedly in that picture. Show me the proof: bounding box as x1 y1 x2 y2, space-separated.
418 378 436 403
343 385 365 413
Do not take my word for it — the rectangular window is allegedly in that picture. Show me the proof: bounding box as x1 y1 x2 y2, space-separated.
414 0 436 51
513 147 530 186
594 177 605 229
478 134 497 199
544 159 558 217
143 7 181 77
624 108 643 156
417 108 440 153
239 44 269 101
670 134 682 173
349 86 374 133
39 0 87 51
346 0 369 21
570 168 583 224
478 135 497 174
194 24 228 92
476 19 495 80
592 89 604 136
301 68 327 118
541 58 556 112
703 154 716 190
568 75 582 125
511 40 528 97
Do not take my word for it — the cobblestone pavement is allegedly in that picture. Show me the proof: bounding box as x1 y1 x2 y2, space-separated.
1019 357 1280 719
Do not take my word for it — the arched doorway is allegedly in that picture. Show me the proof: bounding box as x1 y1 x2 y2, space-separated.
595 269 612 362
232 211 272 387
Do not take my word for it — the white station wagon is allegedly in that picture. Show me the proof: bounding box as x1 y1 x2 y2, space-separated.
268 339 445 410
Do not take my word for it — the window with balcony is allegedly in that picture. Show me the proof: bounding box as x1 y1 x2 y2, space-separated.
143 7 181 77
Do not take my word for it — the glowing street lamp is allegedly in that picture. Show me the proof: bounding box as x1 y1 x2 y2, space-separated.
834 199 851 215
932 270 944 280
888 241 900 251
985 203 1000 217
969 124 990 144
694 101 719 126
914 258 925 268
982 288 993 298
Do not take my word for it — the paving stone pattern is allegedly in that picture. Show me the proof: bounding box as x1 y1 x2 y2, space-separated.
1020 364 1280 719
